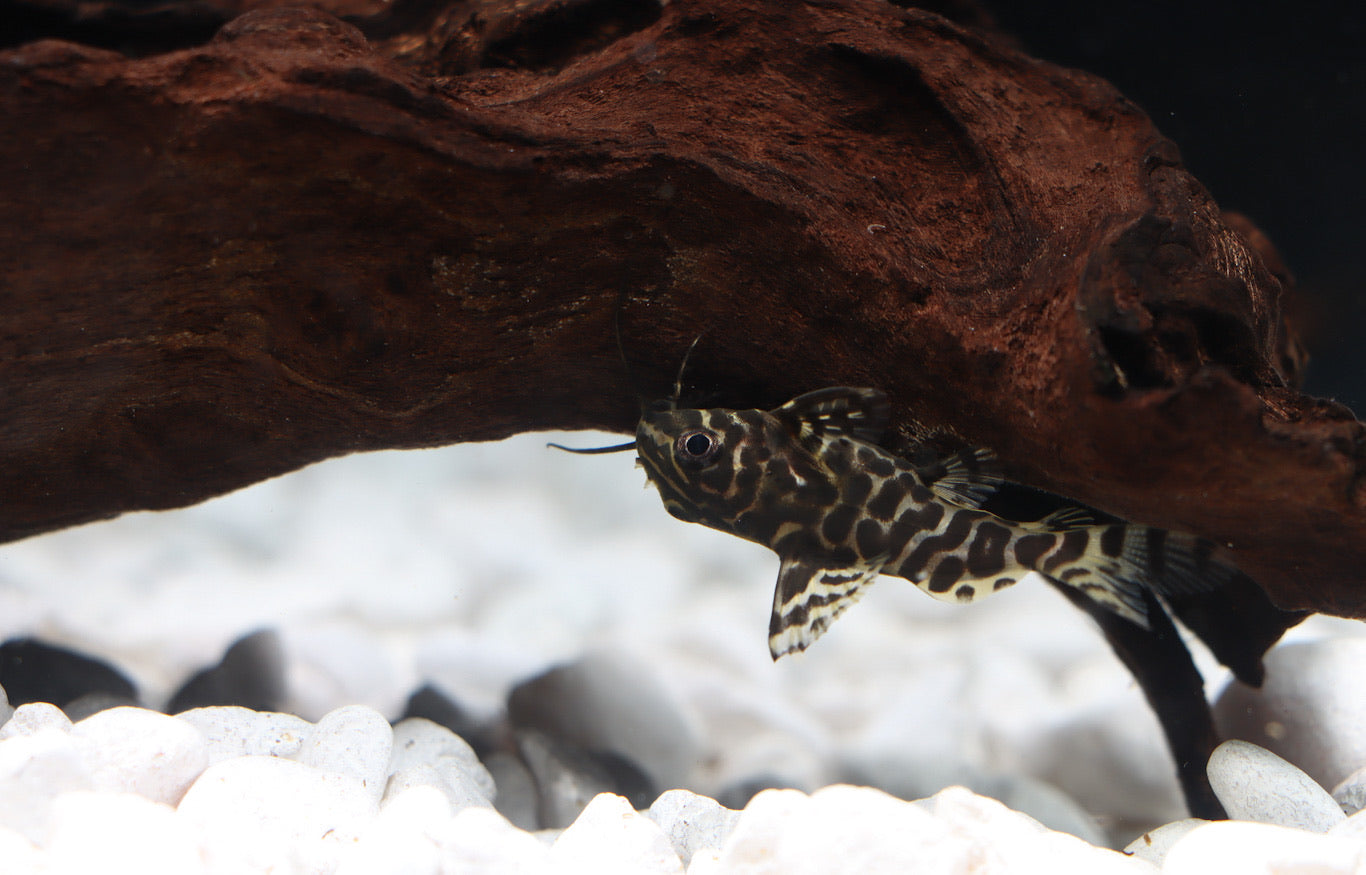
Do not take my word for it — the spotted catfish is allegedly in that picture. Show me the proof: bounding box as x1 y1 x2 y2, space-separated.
631 387 1242 659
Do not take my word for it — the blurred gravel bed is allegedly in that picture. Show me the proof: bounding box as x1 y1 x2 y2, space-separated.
0 433 1362 872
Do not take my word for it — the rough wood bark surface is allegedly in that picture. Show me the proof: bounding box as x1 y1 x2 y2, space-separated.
2 0 1363 624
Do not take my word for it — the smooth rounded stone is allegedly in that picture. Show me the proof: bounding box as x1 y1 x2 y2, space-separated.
336 785 448 875
46 791 204 874
973 772 1108 847
1214 638 1366 791
400 684 493 756
62 691 141 722
550 792 684 875
295 704 393 799
0 825 44 872
842 751 1104 847
1331 764 1366 815
703 785 1156 875
484 750 540 831
176 705 312 765
0 637 137 710
1123 818 1210 867
0 727 93 842
1207 739 1346 832
533 827 564 847
70 706 209 806
1009 681 1187 825
0 684 13 729
384 764 494 813
1162 820 1366 875
168 628 287 714
916 785 1156 872
1329 806 1366 842
178 755 378 873
434 805 554 874
515 729 655 828
645 788 741 866
389 717 495 802
0 702 72 739
507 651 702 791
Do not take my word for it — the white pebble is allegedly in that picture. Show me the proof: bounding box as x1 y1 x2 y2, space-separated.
698 788 809 872
46 791 204 874
1207 739 1345 831
1163 819 1366 875
1329 805 1366 842
177 754 377 873
1123 818 1209 867
1331 764 1366 815
0 728 92 842
389 718 495 805
710 784 1154 874
484 750 539 830
0 703 72 740
177 705 311 764
433 805 554 873
972 771 1108 846
337 785 449 875
1214 638 1366 790
514 728 630 829
1007 678 1186 825
645 788 740 865
69 707 208 806
385 764 494 813
0 824 45 873
296 704 393 800
550 792 684 875
0 729 82 784
916 785 1155 873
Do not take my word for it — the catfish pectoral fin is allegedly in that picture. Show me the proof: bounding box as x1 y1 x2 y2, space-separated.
768 554 886 659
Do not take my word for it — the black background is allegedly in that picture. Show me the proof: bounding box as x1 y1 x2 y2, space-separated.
982 1 1365 412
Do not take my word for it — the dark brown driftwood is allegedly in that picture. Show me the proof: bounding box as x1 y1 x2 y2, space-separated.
0 0 1362 816
5 0 1363 615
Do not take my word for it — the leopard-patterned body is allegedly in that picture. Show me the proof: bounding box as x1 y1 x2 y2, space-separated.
634 387 1234 657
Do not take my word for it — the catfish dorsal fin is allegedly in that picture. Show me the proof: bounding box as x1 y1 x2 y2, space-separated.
768 554 886 659
919 447 1004 508
772 388 890 445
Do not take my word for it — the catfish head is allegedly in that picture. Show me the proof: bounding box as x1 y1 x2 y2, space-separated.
633 389 892 551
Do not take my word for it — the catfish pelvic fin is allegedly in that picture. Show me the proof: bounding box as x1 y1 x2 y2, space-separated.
1036 505 1104 530
919 447 1004 508
768 554 886 659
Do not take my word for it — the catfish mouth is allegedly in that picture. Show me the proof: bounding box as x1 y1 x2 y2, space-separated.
635 420 684 495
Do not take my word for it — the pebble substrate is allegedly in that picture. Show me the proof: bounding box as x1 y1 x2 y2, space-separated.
0 433 1362 873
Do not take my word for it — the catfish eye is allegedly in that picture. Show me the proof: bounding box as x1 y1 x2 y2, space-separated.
675 430 721 466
